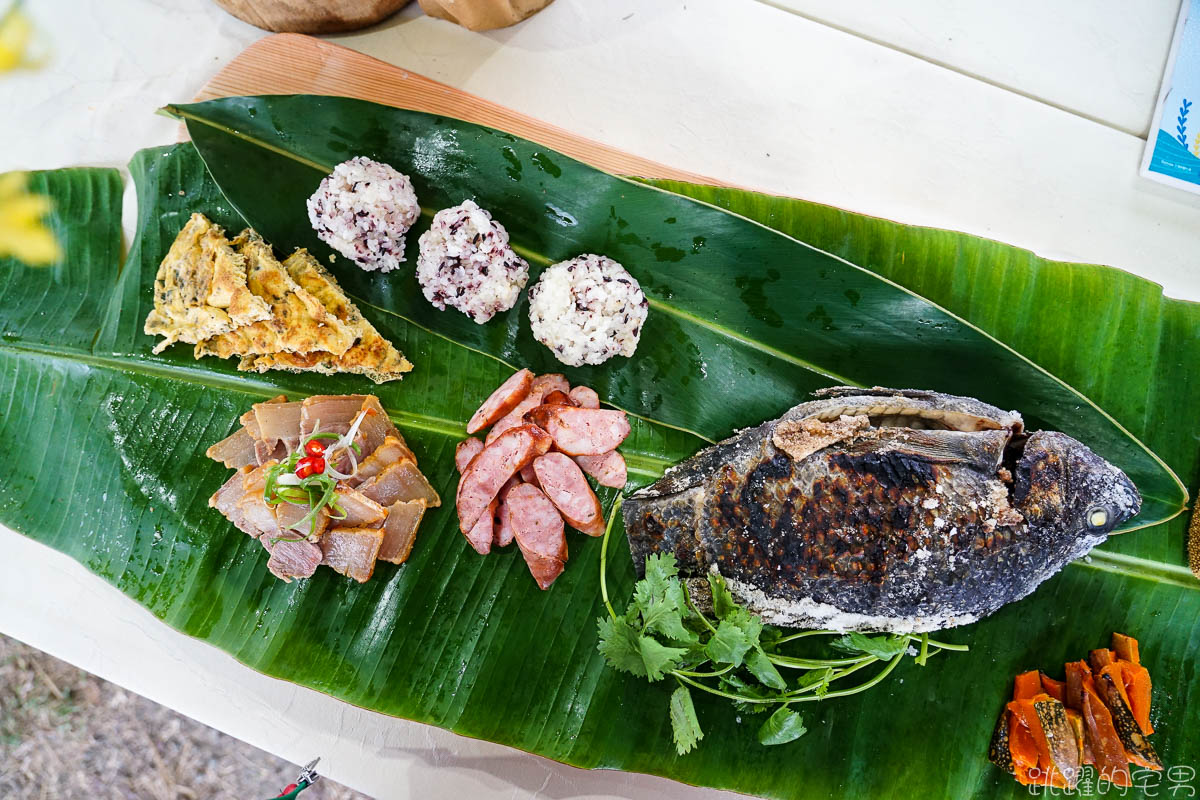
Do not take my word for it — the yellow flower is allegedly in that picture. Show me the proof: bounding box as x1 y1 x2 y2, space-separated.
0 172 62 266
0 3 34 72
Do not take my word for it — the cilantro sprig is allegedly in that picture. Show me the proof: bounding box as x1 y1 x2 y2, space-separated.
596 497 968 755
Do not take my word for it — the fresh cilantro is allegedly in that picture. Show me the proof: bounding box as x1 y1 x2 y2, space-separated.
596 547 964 755
757 706 808 746
704 610 762 666
669 685 704 755
707 571 738 620
831 632 910 661
745 646 787 690
597 615 649 678
720 673 778 714
635 554 699 646
596 614 687 681
638 636 689 681
796 667 833 697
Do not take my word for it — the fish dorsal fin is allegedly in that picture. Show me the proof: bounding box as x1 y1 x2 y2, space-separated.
787 388 1023 434
839 427 1011 473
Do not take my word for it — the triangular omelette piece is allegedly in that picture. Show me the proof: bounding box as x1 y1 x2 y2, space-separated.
239 250 413 383
143 213 271 353
196 232 356 360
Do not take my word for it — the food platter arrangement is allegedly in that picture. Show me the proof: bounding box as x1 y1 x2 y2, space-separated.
1 87 1198 799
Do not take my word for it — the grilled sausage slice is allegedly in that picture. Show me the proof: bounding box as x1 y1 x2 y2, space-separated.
573 450 628 489
524 406 631 456
457 424 552 533
464 499 496 555
507 483 567 590
533 452 605 536
455 437 484 473
568 386 600 409
467 369 533 434
494 478 521 547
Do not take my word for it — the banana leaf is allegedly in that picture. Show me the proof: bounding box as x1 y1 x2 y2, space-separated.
167 96 1186 532
2 116 1196 800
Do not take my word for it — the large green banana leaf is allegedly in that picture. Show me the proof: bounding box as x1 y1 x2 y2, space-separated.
2 120 1196 800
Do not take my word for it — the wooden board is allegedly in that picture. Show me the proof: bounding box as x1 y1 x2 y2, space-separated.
195 33 726 185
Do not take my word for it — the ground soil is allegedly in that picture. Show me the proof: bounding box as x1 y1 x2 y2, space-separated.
0 634 373 800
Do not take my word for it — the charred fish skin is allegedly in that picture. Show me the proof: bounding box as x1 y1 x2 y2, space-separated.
623 388 1140 633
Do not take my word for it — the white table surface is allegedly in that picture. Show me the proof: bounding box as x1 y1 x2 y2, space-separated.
1 1 1198 798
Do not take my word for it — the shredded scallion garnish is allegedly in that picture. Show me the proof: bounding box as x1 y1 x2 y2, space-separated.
262 415 367 542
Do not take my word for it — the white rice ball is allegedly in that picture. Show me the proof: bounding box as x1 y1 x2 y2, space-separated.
416 200 529 324
307 156 419 273
528 254 649 367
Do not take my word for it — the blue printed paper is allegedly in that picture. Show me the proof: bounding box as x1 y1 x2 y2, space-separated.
1142 0 1200 192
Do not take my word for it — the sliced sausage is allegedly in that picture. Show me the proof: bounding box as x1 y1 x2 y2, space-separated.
455 437 484 473
531 373 570 396
457 424 553 533
519 464 539 486
568 385 600 409
524 406 631 456
467 368 533 434
574 450 628 489
507 483 567 590
494 478 520 547
532 452 605 536
487 384 554 445
542 390 575 406
464 498 495 555
522 551 566 591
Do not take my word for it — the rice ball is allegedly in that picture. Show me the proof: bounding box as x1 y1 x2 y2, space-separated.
307 156 419 273
416 199 529 324
528 254 649 367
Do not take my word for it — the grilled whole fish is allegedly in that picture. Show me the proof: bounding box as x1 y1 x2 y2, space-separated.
622 387 1140 633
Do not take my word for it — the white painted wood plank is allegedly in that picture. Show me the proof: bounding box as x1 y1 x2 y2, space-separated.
761 0 1184 137
0 526 730 799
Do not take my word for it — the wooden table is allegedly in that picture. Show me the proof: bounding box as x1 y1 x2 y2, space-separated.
1 1 1197 797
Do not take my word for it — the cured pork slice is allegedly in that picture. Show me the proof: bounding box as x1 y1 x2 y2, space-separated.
254 400 303 456
206 427 258 469
379 500 425 564
209 466 253 531
356 396 400 458
239 250 413 383
272 501 330 540
196 231 355 359
143 213 271 353
321 528 384 582
332 487 388 528
266 538 323 582
347 436 417 487
358 460 441 508
299 394 369 438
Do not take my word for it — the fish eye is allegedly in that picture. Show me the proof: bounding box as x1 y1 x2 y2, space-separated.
1085 506 1112 532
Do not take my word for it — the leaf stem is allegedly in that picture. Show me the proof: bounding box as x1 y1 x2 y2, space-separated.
908 635 968 652
916 632 930 666
675 664 734 679
772 630 841 645
684 591 718 635
599 495 622 620
767 653 872 669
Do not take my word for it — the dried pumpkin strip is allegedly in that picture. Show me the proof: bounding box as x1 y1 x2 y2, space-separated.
1095 666 1162 770
1067 660 1131 787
